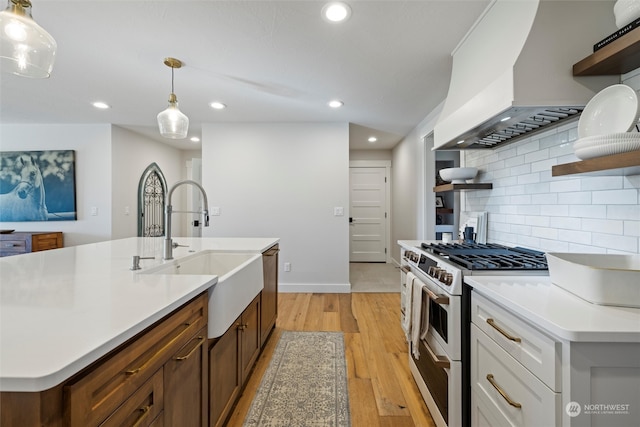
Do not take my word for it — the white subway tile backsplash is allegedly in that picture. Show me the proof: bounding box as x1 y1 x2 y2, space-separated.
553 217 583 231
524 148 549 164
592 189 638 205
550 178 581 192
517 172 541 185
531 158 557 173
581 218 623 235
607 204 640 220
558 191 591 205
592 233 638 253
624 221 640 237
463 121 639 254
568 204 607 219
580 176 624 191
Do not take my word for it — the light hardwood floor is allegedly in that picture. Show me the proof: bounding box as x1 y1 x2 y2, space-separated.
225 293 436 427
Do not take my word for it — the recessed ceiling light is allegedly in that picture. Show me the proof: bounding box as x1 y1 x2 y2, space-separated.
368 137 377 143
328 100 344 108
210 102 226 110
190 136 200 143
322 2 352 22
456 140 465 145
92 101 110 109
500 116 511 122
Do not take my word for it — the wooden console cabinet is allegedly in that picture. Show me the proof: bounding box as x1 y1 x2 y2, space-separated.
0 231 63 257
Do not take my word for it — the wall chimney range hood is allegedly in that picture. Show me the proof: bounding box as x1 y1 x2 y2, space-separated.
433 0 618 150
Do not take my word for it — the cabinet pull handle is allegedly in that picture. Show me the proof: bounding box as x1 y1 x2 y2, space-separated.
486 374 522 408
125 322 193 375
174 336 204 361
486 318 521 343
131 405 151 427
238 323 248 331
424 341 451 369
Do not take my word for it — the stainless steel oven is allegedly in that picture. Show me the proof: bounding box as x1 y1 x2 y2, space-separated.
400 242 548 427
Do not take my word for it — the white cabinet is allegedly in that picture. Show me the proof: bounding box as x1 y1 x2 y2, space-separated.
469 282 640 427
471 290 561 426
471 324 561 426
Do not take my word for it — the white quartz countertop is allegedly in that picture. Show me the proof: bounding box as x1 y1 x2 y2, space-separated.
0 236 279 392
467 276 640 342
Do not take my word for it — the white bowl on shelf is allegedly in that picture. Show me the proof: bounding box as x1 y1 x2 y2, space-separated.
439 167 478 184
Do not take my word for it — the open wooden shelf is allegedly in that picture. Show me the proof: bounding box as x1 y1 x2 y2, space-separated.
436 208 454 214
573 26 640 75
433 183 493 192
552 150 640 176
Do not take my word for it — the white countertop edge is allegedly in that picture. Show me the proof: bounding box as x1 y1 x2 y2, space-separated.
0 278 216 393
467 276 640 343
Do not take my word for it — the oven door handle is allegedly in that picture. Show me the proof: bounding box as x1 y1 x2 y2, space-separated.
422 286 449 305
423 340 451 369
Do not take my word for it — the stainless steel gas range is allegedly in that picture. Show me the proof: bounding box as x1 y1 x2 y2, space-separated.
399 241 548 427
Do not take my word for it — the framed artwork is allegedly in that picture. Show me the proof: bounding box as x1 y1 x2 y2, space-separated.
0 150 77 221
435 195 445 208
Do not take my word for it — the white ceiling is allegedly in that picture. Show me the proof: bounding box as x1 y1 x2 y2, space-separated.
0 0 490 151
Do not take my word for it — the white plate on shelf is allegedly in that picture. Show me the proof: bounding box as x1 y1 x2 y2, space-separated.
574 139 640 160
578 84 640 138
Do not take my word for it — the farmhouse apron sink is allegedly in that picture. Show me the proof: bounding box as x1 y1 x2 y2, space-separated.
142 251 264 338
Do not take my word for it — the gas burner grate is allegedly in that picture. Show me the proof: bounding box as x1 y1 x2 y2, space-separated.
420 242 548 271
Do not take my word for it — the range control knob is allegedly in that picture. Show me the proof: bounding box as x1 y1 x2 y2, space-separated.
442 273 453 286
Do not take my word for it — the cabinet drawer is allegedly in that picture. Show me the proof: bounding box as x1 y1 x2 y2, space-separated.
32 233 62 251
472 291 561 391
0 239 27 254
471 324 560 427
99 368 164 427
65 293 207 426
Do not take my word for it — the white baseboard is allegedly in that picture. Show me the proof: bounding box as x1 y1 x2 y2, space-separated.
279 282 351 293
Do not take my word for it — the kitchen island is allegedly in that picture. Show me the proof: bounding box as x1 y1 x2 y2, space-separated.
0 236 278 426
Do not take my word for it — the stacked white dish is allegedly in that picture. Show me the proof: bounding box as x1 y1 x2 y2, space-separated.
573 84 640 160
614 0 640 29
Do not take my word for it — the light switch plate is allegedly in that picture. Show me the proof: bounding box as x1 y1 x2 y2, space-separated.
334 207 344 216
211 207 221 216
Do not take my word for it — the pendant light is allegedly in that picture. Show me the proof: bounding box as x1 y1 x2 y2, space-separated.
0 0 56 78
157 57 189 139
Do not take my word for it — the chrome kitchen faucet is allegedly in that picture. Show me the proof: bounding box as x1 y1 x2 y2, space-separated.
163 180 210 260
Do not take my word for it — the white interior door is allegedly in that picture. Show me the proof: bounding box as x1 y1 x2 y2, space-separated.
349 167 387 262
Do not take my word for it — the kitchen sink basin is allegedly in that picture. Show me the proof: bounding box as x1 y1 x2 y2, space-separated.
143 251 264 337
546 253 640 307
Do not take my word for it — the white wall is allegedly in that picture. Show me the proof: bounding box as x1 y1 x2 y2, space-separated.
390 103 443 263
202 122 350 292
0 124 112 246
349 149 392 161
461 71 640 255
111 126 186 239
0 124 186 246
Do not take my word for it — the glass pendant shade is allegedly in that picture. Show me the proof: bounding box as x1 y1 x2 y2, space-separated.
0 0 56 78
157 93 189 139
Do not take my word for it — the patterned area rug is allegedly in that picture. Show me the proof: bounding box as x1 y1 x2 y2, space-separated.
243 331 351 426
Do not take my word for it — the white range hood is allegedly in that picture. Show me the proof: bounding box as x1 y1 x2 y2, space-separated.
434 0 618 150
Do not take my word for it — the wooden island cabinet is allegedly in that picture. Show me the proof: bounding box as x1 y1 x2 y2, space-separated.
209 243 279 427
0 293 208 427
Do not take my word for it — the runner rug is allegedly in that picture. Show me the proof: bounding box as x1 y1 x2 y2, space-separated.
243 331 351 426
